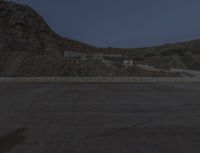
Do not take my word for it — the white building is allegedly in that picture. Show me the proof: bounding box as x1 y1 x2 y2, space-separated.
93 53 104 62
64 50 104 62
123 59 134 67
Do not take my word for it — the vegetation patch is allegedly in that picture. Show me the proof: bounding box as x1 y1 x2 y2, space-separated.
144 53 157 57
160 47 185 56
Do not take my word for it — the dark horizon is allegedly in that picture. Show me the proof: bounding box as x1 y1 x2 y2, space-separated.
12 0 200 48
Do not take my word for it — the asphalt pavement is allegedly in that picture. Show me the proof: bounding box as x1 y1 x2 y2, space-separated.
0 83 200 153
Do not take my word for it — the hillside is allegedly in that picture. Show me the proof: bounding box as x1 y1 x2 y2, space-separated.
0 0 199 76
0 0 99 76
0 0 96 55
99 40 200 70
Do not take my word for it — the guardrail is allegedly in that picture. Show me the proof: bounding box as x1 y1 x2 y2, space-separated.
0 77 200 83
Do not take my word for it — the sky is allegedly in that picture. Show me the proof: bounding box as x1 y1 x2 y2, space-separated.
12 0 200 48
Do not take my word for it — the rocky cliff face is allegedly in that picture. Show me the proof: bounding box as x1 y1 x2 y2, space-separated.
0 0 68 76
0 0 98 76
0 0 66 56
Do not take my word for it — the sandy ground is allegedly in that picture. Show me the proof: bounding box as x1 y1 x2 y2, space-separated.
0 83 200 153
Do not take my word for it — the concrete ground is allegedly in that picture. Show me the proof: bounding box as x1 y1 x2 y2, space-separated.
0 83 200 153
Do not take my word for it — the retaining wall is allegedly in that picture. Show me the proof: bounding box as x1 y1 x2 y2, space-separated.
0 77 200 83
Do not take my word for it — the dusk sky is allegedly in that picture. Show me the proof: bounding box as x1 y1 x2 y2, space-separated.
12 0 200 48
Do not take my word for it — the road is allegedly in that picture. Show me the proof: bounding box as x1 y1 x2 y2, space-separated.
0 83 200 153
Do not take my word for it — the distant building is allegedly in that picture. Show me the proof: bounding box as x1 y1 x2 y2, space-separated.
64 50 104 62
64 51 134 66
104 54 123 58
123 59 134 67
93 53 104 62
104 54 135 67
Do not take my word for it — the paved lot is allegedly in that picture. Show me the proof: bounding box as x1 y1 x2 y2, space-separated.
0 83 200 153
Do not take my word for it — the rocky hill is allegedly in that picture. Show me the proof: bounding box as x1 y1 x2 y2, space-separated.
0 0 99 76
0 0 96 55
0 0 198 76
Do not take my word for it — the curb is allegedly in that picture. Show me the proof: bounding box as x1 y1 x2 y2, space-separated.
0 77 200 83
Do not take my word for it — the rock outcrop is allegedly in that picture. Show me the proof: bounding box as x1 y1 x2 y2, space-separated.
0 0 67 76
0 0 65 56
